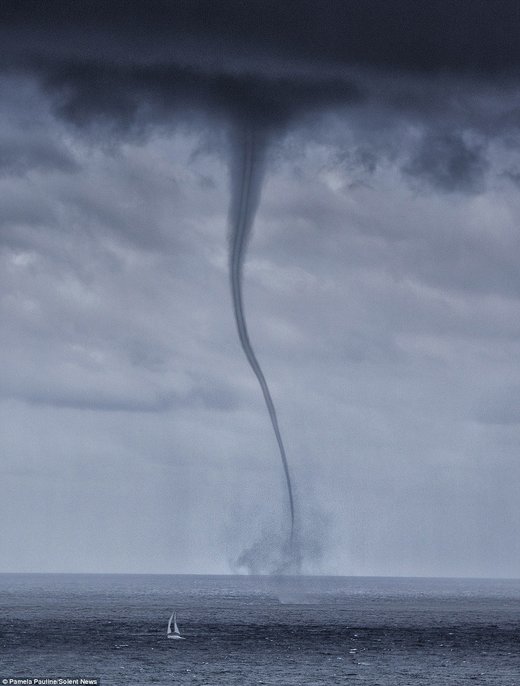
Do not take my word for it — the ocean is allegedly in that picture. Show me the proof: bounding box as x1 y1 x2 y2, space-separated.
1 574 519 685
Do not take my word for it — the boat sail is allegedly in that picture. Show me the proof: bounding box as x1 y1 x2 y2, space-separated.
167 611 185 640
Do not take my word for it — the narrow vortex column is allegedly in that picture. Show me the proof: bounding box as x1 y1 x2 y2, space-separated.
228 127 296 556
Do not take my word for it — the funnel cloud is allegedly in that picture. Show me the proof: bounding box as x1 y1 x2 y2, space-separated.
229 127 296 557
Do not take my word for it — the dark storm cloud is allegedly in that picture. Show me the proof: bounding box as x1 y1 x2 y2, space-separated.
1 1 520 195
2 1 520 128
40 61 361 135
2 0 520 75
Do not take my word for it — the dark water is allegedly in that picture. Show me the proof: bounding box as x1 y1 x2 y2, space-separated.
1 574 519 685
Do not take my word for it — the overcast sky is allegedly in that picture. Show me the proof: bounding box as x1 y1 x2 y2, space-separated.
2 1 520 577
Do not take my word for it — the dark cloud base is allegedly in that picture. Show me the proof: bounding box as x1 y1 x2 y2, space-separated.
3 1 520 75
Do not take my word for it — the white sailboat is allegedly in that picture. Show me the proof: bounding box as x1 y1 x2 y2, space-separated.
167 611 185 640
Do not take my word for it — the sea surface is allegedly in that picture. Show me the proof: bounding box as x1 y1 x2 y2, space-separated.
1 574 519 685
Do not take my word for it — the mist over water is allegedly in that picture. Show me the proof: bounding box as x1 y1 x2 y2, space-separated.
232 507 330 578
234 527 299 576
228 127 298 572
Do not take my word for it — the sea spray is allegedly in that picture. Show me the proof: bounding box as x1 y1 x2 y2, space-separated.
232 504 330 577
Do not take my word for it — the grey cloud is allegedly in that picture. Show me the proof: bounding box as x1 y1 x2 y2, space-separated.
500 167 520 187
403 131 489 193
0 96 223 260
16 382 240 414
0 76 79 178
474 386 520 425
0 133 78 176
0 182 57 231
23 389 178 414
261 132 520 306
187 383 241 412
